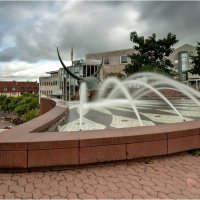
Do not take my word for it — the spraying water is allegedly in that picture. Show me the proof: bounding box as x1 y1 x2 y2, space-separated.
58 72 200 132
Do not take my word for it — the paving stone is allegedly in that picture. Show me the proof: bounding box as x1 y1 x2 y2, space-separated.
165 183 182 195
168 192 189 199
0 184 8 195
25 183 34 193
182 189 195 199
4 192 15 199
83 183 96 195
17 177 27 186
104 190 123 199
143 185 158 197
82 177 98 186
32 188 42 199
0 153 200 199
157 192 170 199
94 189 107 199
41 188 59 197
57 185 68 197
96 185 110 192
16 192 32 199
78 192 96 199
9 184 24 193
40 194 50 199
107 181 119 192
67 192 79 199
130 180 143 189
96 176 107 186
34 182 50 190
41 176 51 184
51 195 64 199
118 187 132 198
68 186 85 194
115 182 133 190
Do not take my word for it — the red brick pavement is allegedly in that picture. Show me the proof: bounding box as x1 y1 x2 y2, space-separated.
0 152 200 199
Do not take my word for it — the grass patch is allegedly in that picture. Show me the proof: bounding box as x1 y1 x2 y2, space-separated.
144 159 154 164
188 149 200 156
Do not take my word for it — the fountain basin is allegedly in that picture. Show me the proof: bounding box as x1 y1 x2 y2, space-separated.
0 97 200 171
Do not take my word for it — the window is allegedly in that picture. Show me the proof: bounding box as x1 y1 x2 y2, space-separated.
180 52 188 72
120 55 128 64
83 65 86 77
104 57 109 64
75 66 79 73
179 52 189 81
174 60 178 64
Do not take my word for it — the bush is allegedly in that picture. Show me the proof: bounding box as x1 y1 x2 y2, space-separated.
23 109 39 122
0 93 39 121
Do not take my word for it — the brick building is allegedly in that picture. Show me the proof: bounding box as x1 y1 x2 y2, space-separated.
0 81 39 97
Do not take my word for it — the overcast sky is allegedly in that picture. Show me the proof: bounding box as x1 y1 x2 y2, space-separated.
0 1 200 81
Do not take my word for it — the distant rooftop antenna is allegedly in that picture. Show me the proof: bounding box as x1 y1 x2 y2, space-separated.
71 47 73 66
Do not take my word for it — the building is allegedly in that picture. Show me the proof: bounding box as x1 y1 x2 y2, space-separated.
39 70 62 99
87 45 200 90
168 44 200 90
39 58 102 101
40 44 200 102
0 81 39 97
86 48 136 79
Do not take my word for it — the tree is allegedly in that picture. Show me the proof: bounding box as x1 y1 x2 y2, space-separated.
189 42 200 75
123 31 178 76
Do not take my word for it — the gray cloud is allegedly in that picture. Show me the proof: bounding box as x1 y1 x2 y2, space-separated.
0 1 200 81
136 1 200 45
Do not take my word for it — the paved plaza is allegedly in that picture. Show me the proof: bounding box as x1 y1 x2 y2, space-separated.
0 152 200 199
58 99 199 131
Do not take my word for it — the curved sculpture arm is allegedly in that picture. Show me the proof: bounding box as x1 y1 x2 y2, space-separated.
57 47 82 81
91 58 103 77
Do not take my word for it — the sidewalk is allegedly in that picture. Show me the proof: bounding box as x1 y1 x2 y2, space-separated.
0 152 200 199
0 118 15 129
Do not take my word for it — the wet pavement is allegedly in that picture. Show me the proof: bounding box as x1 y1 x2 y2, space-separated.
0 152 200 199
58 99 200 131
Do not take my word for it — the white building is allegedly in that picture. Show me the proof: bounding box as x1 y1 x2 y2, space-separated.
39 59 102 101
169 44 200 90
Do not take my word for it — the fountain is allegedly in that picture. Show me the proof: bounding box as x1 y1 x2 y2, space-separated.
58 72 200 132
2 71 200 170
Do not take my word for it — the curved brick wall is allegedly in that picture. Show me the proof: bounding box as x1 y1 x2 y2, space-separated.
0 97 200 171
40 97 56 115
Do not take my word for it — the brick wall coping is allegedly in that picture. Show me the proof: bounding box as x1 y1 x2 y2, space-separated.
0 97 199 170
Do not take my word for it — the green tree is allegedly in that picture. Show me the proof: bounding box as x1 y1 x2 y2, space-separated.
123 31 178 76
23 109 39 122
189 42 200 75
0 95 6 111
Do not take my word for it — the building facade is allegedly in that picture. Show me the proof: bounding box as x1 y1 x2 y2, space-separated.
39 70 62 99
87 45 200 89
86 48 136 79
40 44 200 101
168 44 200 89
39 59 102 101
0 81 39 97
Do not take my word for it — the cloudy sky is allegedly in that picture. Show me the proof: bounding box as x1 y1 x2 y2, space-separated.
0 1 200 81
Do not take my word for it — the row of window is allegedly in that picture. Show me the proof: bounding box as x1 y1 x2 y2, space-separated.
2 87 37 91
40 90 53 95
103 55 128 65
40 81 58 86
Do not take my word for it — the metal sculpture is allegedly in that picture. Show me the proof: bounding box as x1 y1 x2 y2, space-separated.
57 47 102 91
